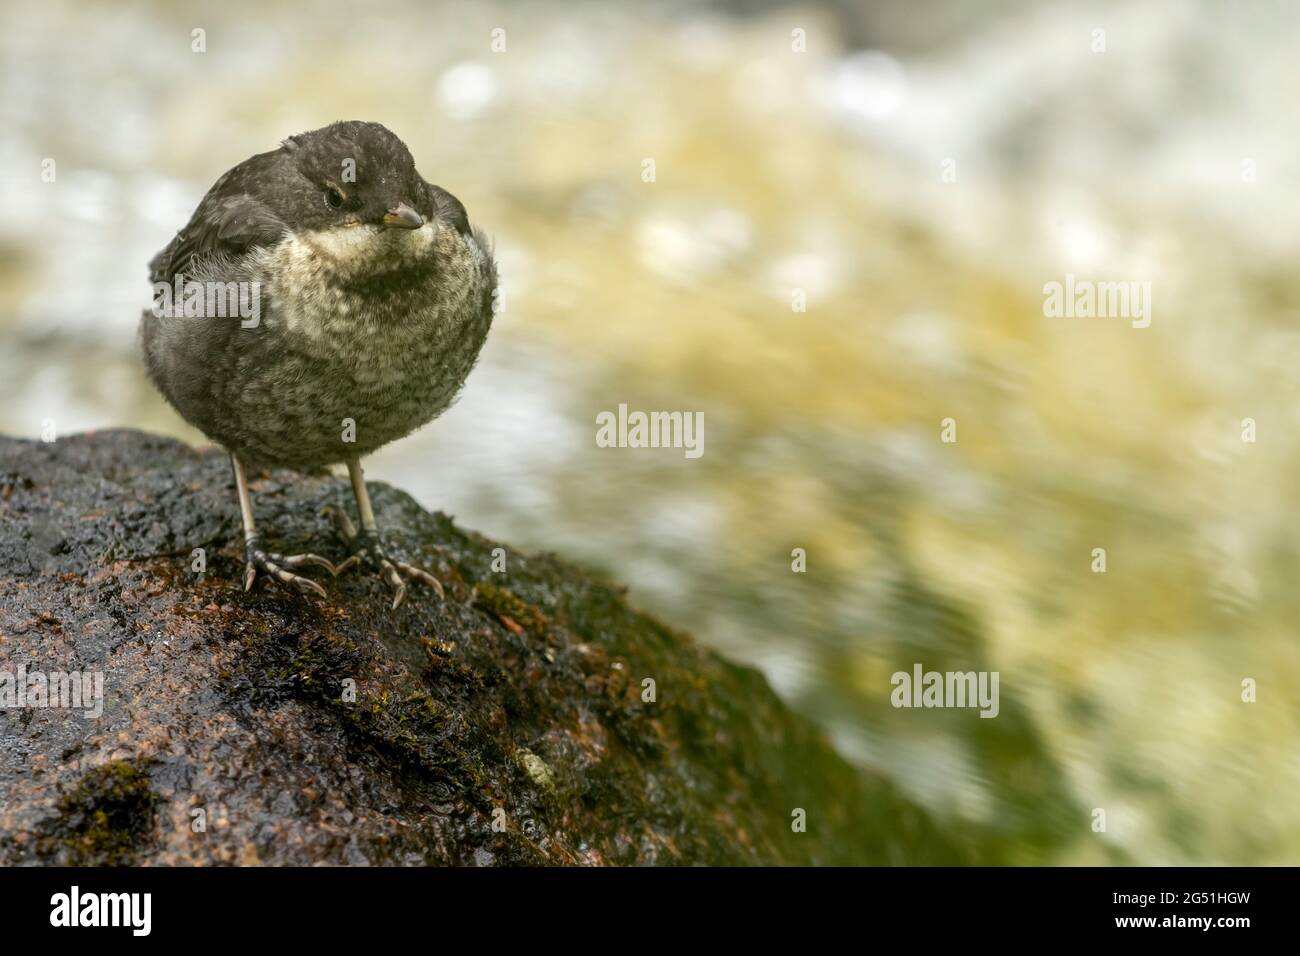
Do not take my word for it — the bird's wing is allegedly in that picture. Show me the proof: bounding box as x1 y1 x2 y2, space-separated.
148 185 287 284
141 166 290 441
424 180 470 237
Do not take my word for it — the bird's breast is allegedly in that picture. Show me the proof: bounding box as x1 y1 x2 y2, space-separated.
217 227 493 466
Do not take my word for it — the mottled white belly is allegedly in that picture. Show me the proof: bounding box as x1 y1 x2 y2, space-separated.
223 226 489 466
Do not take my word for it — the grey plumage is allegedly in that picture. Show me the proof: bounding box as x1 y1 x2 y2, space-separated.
141 120 496 469
139 121 497 604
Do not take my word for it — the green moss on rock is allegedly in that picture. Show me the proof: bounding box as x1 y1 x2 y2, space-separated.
42 760 158 866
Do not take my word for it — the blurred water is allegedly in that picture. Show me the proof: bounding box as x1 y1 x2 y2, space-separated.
2 0 1298 863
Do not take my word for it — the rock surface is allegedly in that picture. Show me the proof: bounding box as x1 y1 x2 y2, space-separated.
0 429 960 865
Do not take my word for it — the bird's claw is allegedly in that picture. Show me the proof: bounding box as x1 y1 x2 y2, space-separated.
322 504 444 609
242 536 334 599
339 548 446 610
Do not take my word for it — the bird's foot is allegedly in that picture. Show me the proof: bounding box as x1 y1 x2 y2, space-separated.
242 534 335 599
322 504 445 609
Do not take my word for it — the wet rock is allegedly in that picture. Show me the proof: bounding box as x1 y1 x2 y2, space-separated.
0 429 962 865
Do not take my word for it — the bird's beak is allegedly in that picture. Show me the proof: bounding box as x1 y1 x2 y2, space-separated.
383 202 424 229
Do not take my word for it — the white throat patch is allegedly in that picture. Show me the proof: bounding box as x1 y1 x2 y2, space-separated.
292 223 437 281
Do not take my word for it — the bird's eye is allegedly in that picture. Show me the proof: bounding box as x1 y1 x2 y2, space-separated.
324 187 345 209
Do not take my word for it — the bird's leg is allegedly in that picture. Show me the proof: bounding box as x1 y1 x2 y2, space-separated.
326 458 444 609
232 452 335 599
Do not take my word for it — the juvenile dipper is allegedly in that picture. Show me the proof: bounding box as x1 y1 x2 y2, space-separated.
141 120 497 606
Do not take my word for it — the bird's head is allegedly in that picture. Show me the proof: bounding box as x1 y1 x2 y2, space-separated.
274 120 470 277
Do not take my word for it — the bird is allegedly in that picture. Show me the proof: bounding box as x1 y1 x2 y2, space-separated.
140 120 497 607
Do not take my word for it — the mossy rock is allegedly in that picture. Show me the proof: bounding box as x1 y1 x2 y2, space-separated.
0 429 965 865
